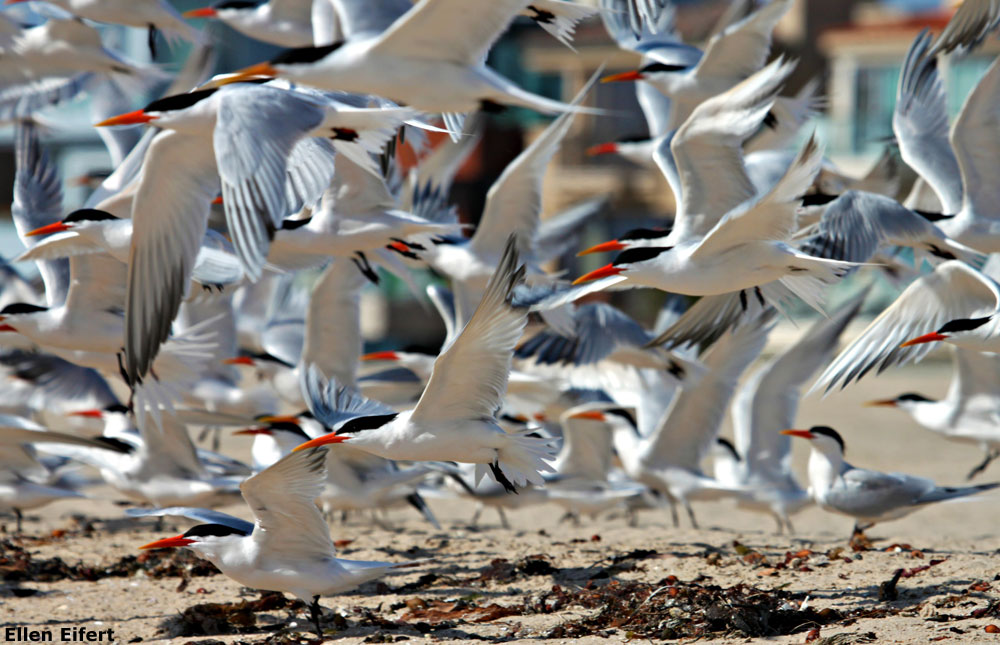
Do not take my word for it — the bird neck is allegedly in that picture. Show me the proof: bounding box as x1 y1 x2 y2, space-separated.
806 447 843 498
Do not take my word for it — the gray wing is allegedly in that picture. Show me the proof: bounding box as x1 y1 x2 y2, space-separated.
533 196 608 263
471 74 595 261
0 74 92 122
733 289 866 477
124 129 219 384
214 85 326 279
285 137 337 214
301 258 367 389
826 467 934 518
950 51 1000 222
515 302 652 367
893 30 963 214
302 365 397 429
798 190 942 263
0 349 119 409
12 121 69 307
644 312 772 469
599 0 702 68
927 0 1000 57
124 506 254 534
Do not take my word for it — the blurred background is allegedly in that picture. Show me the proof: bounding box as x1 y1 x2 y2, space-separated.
0 0 989 352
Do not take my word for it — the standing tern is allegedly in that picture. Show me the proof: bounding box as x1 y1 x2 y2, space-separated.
293 237 558 492
783 426 1000 535
139 447 423 638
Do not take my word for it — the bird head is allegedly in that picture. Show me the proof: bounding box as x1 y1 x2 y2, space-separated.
782 426 845 455
25 209 119 237
576 228 671 257
601 62 690 84
865 392 933 409
227 43 346 83
95 88 220 128
572 246 672 285
900 316 993 348
235 416 309 442
140 523 250 556
0 302 49 332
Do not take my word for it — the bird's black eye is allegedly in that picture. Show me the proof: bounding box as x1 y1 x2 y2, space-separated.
0 303 48 315
938 316 992 333
63 208 118 223
808 426 845 452
612 247 672 266
183 523 249 538
639 62 688 73
897 392 931 402
270 43 343 65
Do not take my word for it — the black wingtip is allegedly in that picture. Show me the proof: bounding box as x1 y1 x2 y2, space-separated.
489 461 518 494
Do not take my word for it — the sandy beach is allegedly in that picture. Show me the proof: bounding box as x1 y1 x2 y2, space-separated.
4 361 1000 644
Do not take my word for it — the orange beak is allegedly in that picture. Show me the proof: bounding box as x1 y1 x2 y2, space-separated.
577 239 625 256
211 196 223 205
361 350 400 362
291 432 350 452
68 409 104 419
0 324 16 333
900 332 948 347
386 241 410 254
571 264 625 285
222 356 255 366
586 142 618 156
229 62 279 82
601 70 644 83
25 221 69 237
864 399 898 408
4 0 29 4
95 110 158 127
139 534 194 550
182 6 217 18
781 429 815 440
570 410 606 421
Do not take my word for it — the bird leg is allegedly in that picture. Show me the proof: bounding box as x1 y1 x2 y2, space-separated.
496 507 510 530
683 500 699 530
967 448 1000 480
469 504 482 527
850 522 873 546
14 509 22 534
309 595 324 640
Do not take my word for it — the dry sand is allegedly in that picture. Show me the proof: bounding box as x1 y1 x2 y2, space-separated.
4 362 1000 644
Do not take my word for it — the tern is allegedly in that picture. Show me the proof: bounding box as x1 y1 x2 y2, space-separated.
292 237 558 492
228 0 604 117
600 0 791 133
183 0 315 47
867 347 1000 480
814 260 1000 392
95 82 412 385
783 426 1000 535
139 447 422 638
892 30 1000 252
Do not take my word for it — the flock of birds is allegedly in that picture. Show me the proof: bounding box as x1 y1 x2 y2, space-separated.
5 0 1000 637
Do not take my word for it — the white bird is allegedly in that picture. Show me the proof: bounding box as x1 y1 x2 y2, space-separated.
0 414 131 532
600 0 791 133
814 260 1000 392
866 347 1000 480
10 0 202 54
610 313 772 527
183 0 315 47
228 0 603 118
95 82 411 385
137 447 422 638
893 30 1000 252
574 61 853 312
782 426 1000 535
293 237 558 492
721 289 867 533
